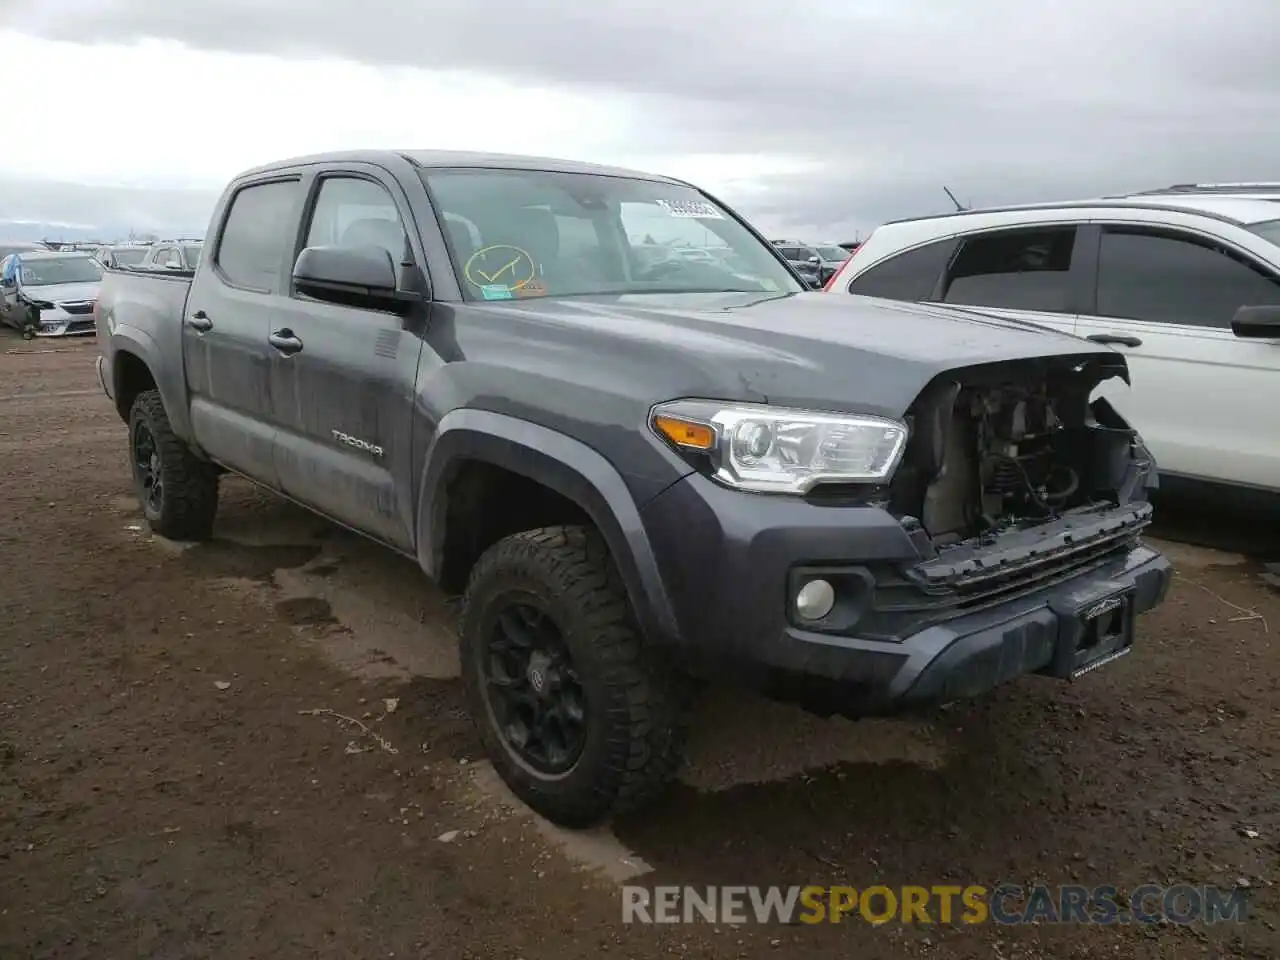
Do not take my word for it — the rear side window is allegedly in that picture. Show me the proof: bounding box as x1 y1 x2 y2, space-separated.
216 179 301 293
942 227 1077 312
1096 228 1280 328
849 238 956 301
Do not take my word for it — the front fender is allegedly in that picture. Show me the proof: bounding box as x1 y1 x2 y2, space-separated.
416 409 682 648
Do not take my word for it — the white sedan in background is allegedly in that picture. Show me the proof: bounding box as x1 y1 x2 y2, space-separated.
0 251 103 338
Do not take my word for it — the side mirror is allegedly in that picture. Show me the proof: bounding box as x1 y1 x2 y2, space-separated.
1231 304 1280 339
807 255 821 265
293 245 417 311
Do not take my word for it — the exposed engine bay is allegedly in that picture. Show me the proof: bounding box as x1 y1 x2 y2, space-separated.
888 356 1153 553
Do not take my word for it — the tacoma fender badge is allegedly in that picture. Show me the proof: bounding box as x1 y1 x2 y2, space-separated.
332 430 384 458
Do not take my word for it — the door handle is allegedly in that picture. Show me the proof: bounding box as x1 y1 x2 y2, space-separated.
268 329 303 355
187 311 212 332
1087 333 1142 348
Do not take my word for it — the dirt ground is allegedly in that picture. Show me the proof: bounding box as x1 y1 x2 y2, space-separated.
1 333 1277 960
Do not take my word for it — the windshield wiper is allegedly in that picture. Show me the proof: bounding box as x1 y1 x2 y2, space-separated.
622 287 775 296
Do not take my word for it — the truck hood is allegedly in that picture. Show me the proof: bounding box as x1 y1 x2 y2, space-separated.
24 281 100 303
497 290 1125 419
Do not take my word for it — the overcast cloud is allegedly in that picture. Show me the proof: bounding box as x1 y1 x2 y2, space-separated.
4 0 1280 239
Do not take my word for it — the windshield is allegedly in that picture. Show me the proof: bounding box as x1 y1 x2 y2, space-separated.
815 246 849 261
1248 219 1280 246
182 243 203 266
112 248 148 266
20 256 103 286
421 168 802 300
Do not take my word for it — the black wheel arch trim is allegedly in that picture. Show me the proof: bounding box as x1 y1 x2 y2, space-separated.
108 326 196 443
416 409 684 648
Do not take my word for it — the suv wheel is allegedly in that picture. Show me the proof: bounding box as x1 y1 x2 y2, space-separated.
128 389 219 541
459 525 688 828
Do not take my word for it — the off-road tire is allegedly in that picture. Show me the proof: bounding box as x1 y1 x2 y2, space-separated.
128 389 219 541
459 525 689 828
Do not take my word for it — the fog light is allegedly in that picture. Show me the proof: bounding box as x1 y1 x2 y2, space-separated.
795 579 835 621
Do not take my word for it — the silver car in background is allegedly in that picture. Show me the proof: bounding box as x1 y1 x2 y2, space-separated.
0 251 103 338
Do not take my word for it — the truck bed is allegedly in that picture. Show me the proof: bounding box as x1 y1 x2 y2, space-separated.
96 265 195 436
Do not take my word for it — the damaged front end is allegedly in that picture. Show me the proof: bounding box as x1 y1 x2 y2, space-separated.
867 352 1158 630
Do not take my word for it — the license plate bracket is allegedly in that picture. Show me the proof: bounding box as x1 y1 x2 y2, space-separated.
1044 581 1136 680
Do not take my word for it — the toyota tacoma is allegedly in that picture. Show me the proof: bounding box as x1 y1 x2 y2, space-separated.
95 149 1172 827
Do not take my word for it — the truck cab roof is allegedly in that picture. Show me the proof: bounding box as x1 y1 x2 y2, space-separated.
239 149 683 186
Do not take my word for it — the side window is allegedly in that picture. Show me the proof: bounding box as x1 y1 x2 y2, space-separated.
942 227 1077 312
849 238 956 301
216 179 302 293
1096 228 1280 328
304 176 407 263
778 246 802 261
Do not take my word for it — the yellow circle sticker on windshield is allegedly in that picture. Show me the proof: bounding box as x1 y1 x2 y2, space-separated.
463 244 537 292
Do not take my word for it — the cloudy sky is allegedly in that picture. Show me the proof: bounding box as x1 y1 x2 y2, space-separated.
2 0 1279 240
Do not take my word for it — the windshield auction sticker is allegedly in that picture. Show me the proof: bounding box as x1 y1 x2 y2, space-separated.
464 244 537 292
656 199 724 219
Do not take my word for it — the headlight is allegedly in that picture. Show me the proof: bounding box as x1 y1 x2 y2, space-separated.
650 399 908 494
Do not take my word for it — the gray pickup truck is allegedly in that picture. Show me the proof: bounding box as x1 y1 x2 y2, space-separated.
96 149 1171 827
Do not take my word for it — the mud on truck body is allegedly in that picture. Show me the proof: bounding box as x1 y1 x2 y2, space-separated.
96 149 1171 827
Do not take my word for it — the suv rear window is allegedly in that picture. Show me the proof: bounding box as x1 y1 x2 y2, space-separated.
942 227 1077 312
848 238 955 301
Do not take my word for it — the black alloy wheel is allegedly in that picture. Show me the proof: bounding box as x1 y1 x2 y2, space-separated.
132 419 164 515
126 389 219 541
482 598 587 775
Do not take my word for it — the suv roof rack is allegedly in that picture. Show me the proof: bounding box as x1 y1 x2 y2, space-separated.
1125 182 1280 197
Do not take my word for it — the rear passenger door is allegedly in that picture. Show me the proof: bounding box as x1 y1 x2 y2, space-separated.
1074 225 1280 490
266 168 429 551
930 225 1087 336
184 176 305 486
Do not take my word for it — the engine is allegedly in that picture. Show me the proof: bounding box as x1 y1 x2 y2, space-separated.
890 365 1128 546
970 383 1082 527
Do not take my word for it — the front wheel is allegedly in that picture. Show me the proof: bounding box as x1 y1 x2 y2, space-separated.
459 525 688 828
128 389 219 541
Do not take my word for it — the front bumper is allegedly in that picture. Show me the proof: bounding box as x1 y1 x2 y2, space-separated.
34 319 96 337
23 304 96 338
639 473 1172 717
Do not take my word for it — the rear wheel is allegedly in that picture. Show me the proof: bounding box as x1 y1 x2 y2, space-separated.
128 390 219 541
459 525 688 828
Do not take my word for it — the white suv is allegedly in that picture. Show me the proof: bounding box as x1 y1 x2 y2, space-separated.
823 184 1280 502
